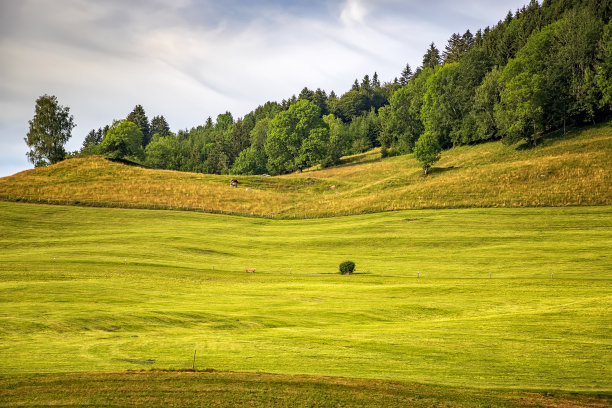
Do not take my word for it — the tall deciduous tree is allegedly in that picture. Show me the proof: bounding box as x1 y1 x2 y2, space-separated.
421 63 467 148
321 113 348 167
496 72 545 146
204 137 229 174
215 111 234 131
265 99 328 174
596 20 612 111
471 67 502 141
413 131 441 175
100 120 144 160
230 146 267 175
378 67 433 154
25 94 75 167
145 132 182 170
332 90 369 122
250 118 270 151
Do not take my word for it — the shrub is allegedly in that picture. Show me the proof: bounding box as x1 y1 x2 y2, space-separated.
339 260 356 275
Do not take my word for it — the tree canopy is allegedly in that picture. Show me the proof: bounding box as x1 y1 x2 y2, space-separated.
265 99 329 174
25 94 75 167
100 120 144 160
413 131 441 175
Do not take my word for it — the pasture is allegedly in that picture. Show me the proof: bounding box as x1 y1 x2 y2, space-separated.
0 201 610 397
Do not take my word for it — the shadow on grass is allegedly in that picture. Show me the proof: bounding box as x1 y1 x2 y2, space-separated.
427 165 459 175
339 155 382 167
513 123 598 151
106 157 151 168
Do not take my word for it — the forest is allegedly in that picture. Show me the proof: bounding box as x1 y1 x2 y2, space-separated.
27 0 612 175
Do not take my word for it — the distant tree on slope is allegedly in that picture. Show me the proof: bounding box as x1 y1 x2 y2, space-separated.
413 132 441 175
25 94 75 167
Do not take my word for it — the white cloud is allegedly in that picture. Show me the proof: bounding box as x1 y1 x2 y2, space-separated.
0 0 530 177
340 0 370 26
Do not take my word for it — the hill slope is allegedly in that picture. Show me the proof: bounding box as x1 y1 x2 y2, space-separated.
1 123 610 217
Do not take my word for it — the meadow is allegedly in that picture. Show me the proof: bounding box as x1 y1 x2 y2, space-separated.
0 202 610 402
1 123 611 406
0 122 610 217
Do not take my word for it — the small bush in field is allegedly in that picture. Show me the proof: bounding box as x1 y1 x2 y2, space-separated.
339 261 355 275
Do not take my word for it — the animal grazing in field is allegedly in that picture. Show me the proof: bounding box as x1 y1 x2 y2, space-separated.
230 179 239 188
245 267 256 273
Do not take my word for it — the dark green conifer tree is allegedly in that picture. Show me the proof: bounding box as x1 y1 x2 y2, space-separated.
127 105 151 146
372 72 381 88
399 63 413 86
422 42 441 69
150 115 170 137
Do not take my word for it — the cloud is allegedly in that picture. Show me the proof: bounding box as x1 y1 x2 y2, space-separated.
340 0 370 26
0 0 529 177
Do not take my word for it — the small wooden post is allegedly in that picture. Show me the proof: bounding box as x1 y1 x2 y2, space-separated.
192 349 196 371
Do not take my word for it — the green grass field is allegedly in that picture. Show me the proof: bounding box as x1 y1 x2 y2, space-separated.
1 124 611 406
1 371 609 408
1 202 610 403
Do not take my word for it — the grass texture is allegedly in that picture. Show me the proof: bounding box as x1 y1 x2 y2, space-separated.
1 371 609 407
0 202 610 394
0 122 610 217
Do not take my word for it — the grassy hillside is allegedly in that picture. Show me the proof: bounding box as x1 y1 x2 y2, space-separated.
0 123 610 216
1 202 610 393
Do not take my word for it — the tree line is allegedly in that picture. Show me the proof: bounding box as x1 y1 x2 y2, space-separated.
26 0 611 174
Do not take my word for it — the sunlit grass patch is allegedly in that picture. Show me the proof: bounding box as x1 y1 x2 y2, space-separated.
0 202 610 392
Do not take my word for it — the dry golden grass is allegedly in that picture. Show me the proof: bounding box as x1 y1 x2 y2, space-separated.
0 123 610 217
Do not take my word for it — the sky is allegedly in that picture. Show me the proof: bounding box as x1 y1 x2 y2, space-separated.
0 0 529 177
